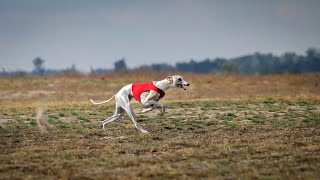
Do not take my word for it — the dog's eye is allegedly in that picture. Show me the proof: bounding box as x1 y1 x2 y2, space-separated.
178 78 182 81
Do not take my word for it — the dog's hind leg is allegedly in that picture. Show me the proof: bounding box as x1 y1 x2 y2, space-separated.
101 103 124 131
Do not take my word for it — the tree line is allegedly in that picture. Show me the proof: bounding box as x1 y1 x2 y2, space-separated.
136 48 320 74
1 48 319 77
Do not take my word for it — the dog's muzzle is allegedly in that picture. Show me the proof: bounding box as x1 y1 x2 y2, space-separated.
178 82 190 90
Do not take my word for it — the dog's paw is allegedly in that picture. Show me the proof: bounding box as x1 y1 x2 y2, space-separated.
160 106 166 116
140 129 149 134
141 107 153 113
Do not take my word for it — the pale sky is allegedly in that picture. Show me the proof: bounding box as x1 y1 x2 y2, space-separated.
0 0 319 72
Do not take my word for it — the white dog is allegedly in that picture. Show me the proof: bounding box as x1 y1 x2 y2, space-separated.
90 75 190 133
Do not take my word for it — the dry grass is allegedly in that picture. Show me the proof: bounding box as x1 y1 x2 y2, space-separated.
0 73 319 106
0 73 320 179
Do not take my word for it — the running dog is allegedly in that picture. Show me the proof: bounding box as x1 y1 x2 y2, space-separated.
90 75 190 133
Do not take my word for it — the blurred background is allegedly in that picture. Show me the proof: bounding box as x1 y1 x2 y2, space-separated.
0 0 320 76
1 2 320 179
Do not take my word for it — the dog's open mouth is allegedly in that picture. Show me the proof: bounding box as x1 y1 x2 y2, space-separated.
177 84 186 90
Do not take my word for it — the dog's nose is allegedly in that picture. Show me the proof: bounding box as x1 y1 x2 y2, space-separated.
185 82 190 86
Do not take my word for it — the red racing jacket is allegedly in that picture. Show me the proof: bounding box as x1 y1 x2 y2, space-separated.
132 82 165 103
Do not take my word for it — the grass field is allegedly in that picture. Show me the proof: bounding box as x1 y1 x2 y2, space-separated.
0 73 320 179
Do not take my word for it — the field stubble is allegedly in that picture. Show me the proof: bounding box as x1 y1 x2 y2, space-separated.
0 73 320 179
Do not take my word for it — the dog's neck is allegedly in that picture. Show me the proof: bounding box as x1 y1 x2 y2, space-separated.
155 79 172 91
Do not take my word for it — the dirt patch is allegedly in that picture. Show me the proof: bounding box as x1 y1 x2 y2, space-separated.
0 118 14 128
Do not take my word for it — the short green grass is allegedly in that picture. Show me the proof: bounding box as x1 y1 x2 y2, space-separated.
0 99 319 179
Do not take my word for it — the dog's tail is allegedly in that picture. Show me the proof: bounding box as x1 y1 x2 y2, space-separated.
90 94 116 105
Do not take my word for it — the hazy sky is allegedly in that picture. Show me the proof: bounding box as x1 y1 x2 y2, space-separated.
1 0 319 71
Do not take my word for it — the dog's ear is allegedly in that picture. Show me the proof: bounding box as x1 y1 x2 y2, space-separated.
167 76 173 83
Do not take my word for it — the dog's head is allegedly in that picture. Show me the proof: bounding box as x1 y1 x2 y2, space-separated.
167 75 190 90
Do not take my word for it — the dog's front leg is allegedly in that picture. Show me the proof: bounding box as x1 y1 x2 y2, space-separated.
117 93 149 133
141 106 154 113
124 103 149 133
141 90 166 115
159 102 166 115
141 100 166 115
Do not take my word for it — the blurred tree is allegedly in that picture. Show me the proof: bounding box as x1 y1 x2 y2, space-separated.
114 58 127 72
223 60 239 73
306 47 320 72
64 64 78 74
32 57 45 76
211 58 226 73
